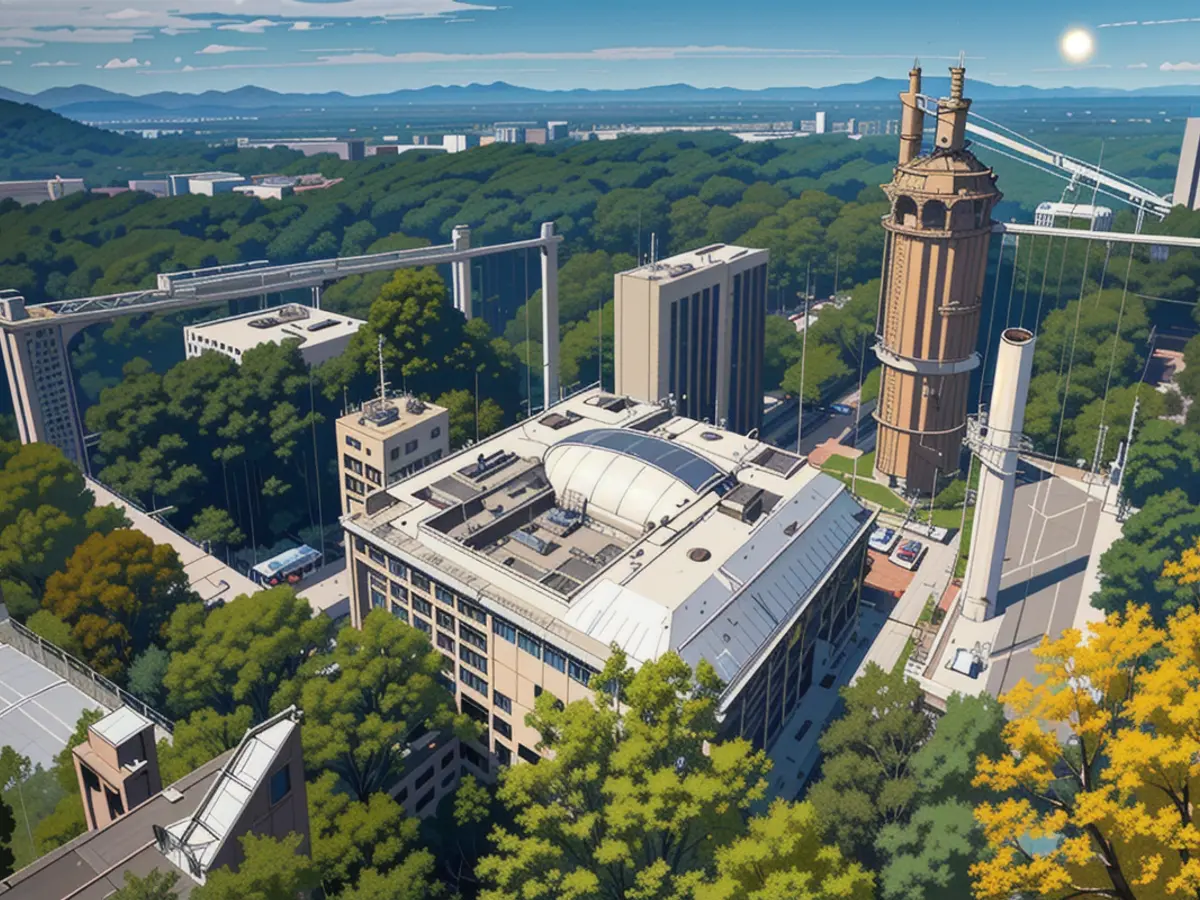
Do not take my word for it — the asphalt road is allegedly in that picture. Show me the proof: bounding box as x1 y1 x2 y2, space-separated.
763 399 877 455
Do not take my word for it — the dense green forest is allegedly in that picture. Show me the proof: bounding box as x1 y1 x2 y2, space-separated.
2 98 1198 567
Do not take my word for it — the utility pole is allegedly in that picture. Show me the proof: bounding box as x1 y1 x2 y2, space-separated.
852 333 866 497
1090 422 1109 478
796 261 811 452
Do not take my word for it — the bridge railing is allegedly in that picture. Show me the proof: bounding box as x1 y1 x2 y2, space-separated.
0 616 175 734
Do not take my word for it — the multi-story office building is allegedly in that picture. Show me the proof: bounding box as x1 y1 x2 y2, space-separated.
341 389 872 770
1175 118 1200 210
614 244 768 435
547 121 569 141
336 395 450 515
524 127 548 145
815 111 827 134
184 304 363 367
494 125 526 143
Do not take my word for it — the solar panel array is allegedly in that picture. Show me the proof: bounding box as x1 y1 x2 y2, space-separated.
555 428 724 492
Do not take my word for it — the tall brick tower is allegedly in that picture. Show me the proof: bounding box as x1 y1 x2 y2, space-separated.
873 62 1001 495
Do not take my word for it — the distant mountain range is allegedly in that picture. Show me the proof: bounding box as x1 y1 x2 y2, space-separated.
4 77 1200 121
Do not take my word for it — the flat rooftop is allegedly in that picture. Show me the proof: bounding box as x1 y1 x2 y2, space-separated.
186 304 363 356
344 388 872 687
339 394 446 442
619 243 767 285
0 643 106 770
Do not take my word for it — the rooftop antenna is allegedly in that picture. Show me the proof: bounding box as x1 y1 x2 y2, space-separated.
377 334 389 403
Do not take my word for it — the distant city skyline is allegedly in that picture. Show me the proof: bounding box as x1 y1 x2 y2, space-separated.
4 0 1200 94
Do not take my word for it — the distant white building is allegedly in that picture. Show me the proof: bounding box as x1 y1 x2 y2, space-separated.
184 304 364 367
0 177 85 206
1033 201 1113 232
814 111 827 134
234 176 295 200
166 171 246 197
547 121 569 141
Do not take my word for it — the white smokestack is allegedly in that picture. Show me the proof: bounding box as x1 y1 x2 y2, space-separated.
962 327 1035 622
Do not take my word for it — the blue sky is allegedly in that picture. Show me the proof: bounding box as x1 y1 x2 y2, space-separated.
4 0 1200 94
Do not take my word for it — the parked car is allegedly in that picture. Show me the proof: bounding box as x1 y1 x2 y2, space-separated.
829 403 854 415
868 526 899 553
893 539 926 570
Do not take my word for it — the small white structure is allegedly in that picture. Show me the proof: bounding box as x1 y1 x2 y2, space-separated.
962 328 1036 622
184 304 363 367
1034 201 1113 232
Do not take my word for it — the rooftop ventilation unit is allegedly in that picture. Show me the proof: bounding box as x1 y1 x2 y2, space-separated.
306 318 339 332
514 526 551 556
362 401 400 427
405 396 427 415
718 483 764 523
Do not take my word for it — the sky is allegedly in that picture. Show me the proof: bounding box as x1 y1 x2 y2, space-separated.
4 0 1200 95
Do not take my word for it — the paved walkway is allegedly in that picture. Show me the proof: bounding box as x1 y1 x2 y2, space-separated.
0 644 105 769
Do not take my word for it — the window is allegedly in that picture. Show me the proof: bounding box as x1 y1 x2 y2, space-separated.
458 599 487 625
411 570 431 591
413 616 431 635
365 465 382 486
436 631 455 653
390 447 400 461
441 771 456 788
405 439 419 454
441 750 456 770
435 584 455 606
344 474 365 495
534 684 543 698
493 619 516 643
269 765 291 804
415 766 434 789
368 546 385 565
436 609 455 630
493 716 512 739
518 744 541 764
495 742 512 767
390 581 408 602
518 632 542 660
395 786 408 804
460 646 488 674
370 588 386 609
391 605 409 623
459 622 487 651
544 646 566 674
459 666 488 697
460 743 490 774
412 596 432 617
569 660 593 686
343 453 363 475
494 691 513 714
431 426 442 439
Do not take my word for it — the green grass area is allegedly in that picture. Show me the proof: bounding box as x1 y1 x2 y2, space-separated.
820 450 875 477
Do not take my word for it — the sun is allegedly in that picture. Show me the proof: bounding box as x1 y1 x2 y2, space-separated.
1061 28 1095 64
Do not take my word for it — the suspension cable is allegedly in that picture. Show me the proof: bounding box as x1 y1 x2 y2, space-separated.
977 233 1010 412
1092 242 1137 470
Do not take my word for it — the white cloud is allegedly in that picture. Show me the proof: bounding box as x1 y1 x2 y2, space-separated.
1161 60 1200 71
0 60 11 65
31 59 79 67
1100 17 1200 28
197 43 266 54
217 18 278 33
1127 62 1149 68
174 55 182 63
0 0 495 44
98 56 150 68
0 38 42 48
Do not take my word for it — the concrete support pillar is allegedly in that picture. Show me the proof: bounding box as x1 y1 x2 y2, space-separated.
962 327 1036 622
539 221 560 408
312 284 322 311
0 302 88 470
451 225 472 320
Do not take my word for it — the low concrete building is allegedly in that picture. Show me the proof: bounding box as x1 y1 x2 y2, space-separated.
237 137 366 161
0 177 85 205
1 707 310 898
184 304 363 368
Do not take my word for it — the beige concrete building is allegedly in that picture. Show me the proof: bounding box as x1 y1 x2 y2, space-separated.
6 707 310 898
873 64 1001 494
336 395 450 515
341 388 873 772
614 245 768 436
184 303 363 367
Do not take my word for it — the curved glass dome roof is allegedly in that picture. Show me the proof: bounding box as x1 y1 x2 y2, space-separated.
543 429 728 530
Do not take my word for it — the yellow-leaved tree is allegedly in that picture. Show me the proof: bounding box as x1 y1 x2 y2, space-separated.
1163 535 1200 597
971 603 1200 900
